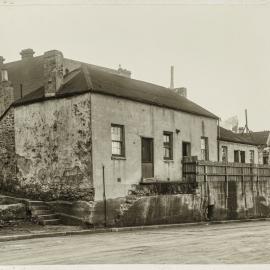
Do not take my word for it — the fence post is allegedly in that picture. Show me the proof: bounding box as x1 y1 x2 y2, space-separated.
204 164 208 182
225 164 228 209
241 166 244 196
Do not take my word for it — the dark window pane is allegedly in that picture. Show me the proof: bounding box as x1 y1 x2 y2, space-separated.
234 150 239 163
240 151 245 163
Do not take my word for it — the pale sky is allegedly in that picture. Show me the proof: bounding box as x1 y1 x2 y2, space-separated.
1 0 270 130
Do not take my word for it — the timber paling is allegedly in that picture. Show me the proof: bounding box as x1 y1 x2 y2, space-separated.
182 156 270 183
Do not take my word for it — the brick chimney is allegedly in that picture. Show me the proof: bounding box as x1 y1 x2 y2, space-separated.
174 87 187 98
0 56 14 116
169 66 187 98
43 50 64 97
20 48 35 60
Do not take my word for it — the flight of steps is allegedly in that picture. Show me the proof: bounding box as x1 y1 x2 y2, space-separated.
28 200 61 226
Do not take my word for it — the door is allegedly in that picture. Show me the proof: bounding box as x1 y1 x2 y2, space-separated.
141 137 154 179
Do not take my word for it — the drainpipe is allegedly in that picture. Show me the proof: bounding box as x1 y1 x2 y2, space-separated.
217 119 221 162
102 165 107 227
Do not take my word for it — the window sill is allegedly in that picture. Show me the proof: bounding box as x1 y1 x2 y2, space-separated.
163 159 174 163
111 156 126 160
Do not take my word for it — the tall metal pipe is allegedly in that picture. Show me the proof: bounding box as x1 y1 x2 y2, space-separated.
102 165 107 227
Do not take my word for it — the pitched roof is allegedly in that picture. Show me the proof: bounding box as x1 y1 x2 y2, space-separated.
13 68 90 106
4 56 45 100
218 126 269 146
241 131 270 146
13 65 219 119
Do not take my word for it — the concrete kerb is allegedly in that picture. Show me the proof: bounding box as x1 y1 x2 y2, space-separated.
1 218 270 243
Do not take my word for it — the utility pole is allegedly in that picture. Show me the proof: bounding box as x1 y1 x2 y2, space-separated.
170 66 174 89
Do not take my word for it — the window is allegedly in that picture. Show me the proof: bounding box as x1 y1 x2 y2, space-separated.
263 151 269 165
111 124 125 156
221 146 228 163
249 150 254 164
1 70 8 82
163 132 173 160
240 151 245 163
234 150 239 163
182 142 191 157
200 137 209 161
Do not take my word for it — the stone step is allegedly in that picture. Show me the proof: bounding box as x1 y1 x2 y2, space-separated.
41 219 61 226
28 201 46 206
29 205 50 210
38 214 58 221
32 209 53 216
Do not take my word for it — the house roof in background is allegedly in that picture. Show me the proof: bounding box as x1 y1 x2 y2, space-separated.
241 131 270 146
218 126 270 146
13 65 219 119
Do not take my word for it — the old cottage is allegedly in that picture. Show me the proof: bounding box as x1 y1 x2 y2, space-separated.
0 49 219 203
4 49 270 226
218 127 270 165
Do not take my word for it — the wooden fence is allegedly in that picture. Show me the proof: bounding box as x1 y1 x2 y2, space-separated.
182 156 270 183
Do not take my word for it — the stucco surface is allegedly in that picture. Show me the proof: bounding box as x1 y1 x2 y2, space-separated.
219 140 259 164
91 93 218 200
14 93 93 201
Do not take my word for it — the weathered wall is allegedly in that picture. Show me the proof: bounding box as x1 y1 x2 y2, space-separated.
219 140 259 164
0 108 18 193
117 194 203 226
91 93 218 200
0 82 14 117
205 179 270 220
14 93 94 201
43 178 270 227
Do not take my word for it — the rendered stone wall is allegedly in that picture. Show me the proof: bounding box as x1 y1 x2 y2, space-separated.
206 179 270 220
0 108 18 194
14 93 94 201
0 81 14 117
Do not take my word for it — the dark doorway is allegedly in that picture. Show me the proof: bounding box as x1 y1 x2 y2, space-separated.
141 137 154 179
182 142 191 157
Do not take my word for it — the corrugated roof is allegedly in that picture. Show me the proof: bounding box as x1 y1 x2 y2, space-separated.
13 65 219 119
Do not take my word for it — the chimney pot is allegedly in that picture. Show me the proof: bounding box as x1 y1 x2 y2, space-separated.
20 48 35 60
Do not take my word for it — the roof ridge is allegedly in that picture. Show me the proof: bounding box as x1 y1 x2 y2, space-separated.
81 64 93 90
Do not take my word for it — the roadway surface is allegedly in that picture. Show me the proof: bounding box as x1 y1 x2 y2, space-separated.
1 221 270 264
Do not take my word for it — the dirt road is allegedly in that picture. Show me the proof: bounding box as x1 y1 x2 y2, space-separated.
1 221 270 264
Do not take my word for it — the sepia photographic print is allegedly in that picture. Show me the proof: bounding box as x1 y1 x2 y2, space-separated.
0 0 270 269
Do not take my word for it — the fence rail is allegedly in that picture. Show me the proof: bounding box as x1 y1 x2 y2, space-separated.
182 156 270 183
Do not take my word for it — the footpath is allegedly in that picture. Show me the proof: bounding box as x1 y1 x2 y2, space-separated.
1 218 270 243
